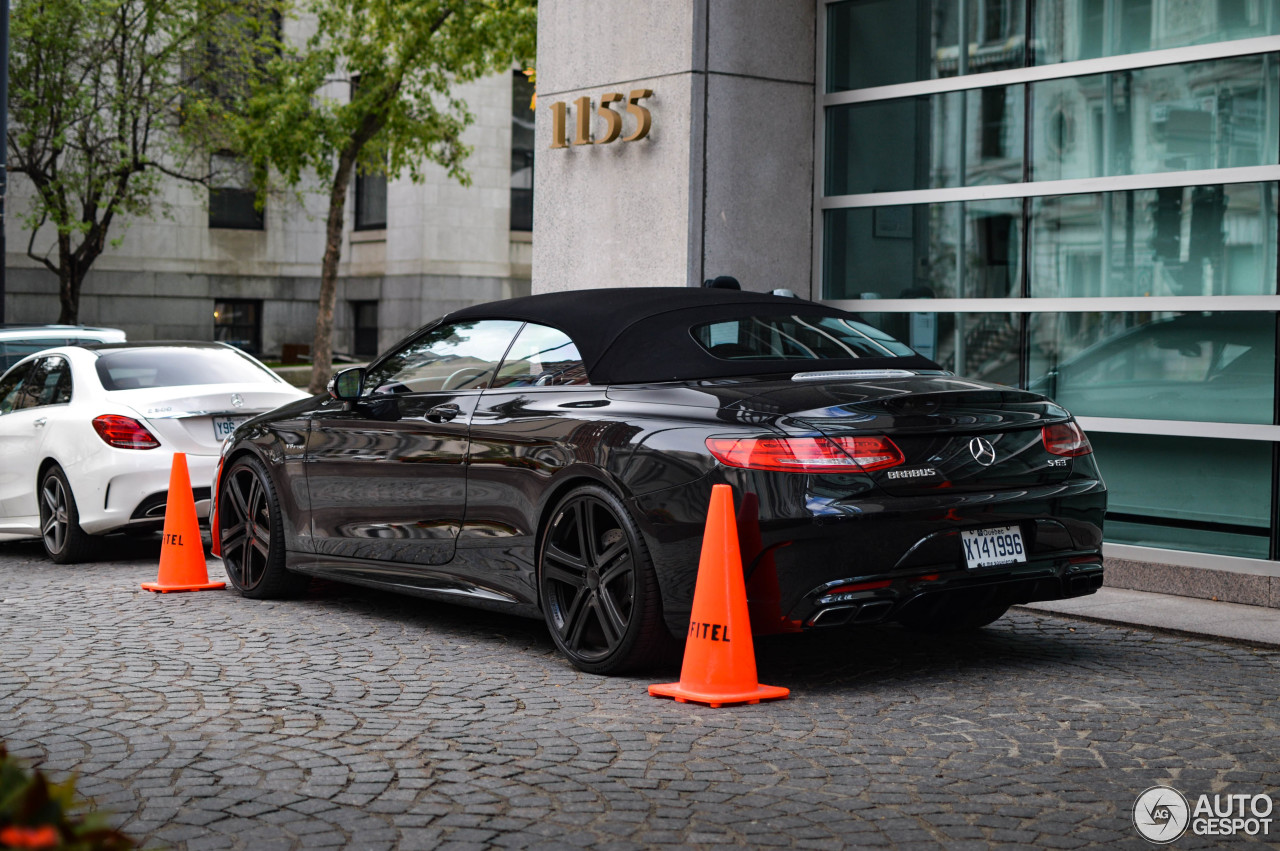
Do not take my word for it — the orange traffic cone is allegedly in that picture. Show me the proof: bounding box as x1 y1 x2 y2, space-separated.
649 484 789 708
141 453 225 593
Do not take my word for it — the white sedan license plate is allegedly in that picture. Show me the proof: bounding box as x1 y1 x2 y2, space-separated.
213 416 248 440
961 525 1026 569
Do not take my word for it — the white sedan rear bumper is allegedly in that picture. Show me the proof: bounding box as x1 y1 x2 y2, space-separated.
77 450 220 535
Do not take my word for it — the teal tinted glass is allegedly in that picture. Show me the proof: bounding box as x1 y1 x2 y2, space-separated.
1026 312 1276 424
1091 432 1271 559
1029 183 1278 298
1031 54 1279 181
824 198 1023 300
1035 0 1280 65
826 86 1025 195
827 0 1026 91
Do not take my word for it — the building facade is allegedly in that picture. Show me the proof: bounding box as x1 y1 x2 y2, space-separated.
534 0 1280 596
4 70 536 360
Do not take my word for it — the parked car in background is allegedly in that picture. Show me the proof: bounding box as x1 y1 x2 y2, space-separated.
214 288 1106 675
0 342 309 563
0 324 126 371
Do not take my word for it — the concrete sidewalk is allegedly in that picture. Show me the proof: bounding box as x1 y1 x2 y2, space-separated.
1021 587 1280 648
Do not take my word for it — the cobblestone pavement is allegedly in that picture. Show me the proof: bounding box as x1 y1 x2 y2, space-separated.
2 537 1279 850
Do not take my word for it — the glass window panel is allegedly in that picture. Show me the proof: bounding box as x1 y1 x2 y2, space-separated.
824 198 1024 300
366 320 524 394
826 85 1025 195
351 300 379 358
511 71 535 232
493 323 588 387
1030 55 1279 181
94 348 281 390
1030 183 1278 298
1026 311 1275 424
1035 0 1280 66
0 361 35 414
214 300 263 355
208 153 264 230
354 170 387 230
1090 432 1271 559
827 0 1026 91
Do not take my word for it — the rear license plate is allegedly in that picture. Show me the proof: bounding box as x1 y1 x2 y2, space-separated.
961 525 1026 569
212 416 248 440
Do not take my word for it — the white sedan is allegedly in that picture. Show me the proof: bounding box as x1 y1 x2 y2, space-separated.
0 342 309 562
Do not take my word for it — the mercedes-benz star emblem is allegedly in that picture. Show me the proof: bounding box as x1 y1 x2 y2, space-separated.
230 393 244 408
968 436 997 466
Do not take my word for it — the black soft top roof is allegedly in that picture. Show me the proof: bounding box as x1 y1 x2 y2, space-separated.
444 287 939 385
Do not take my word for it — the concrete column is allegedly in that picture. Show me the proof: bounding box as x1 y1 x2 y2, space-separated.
532 0 814 296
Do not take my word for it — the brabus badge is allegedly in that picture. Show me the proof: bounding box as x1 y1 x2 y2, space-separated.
969 437 996 466
230 393 244 408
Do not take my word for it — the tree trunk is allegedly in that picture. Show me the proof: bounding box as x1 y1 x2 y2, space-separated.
308 149 360 394
56 246 82 324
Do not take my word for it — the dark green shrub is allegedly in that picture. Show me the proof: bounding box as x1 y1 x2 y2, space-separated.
0 742 134 850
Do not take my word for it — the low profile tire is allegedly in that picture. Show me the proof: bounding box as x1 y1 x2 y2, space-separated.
218 455 307 599
39 465 94 564
539 485 673 675
897 594 1010 634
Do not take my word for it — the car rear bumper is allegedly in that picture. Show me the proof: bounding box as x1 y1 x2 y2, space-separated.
793 555 1104 629
77 451 219 534
635 469 1106 637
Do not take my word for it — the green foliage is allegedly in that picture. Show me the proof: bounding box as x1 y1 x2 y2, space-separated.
241 0 537 190
236 0 535 392
0 742 134 850
7 0 285 321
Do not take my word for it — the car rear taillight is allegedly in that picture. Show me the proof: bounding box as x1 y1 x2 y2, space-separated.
1042 421 1091 457
706 435 904 473
92 415 161 449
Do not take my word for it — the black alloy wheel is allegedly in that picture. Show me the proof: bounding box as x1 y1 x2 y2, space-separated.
39 465 92 564
539 485 672 674
219 455 306 599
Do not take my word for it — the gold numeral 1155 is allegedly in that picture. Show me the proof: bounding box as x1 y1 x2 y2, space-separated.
549 89 654 149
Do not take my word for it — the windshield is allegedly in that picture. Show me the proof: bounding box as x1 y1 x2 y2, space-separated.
95 347 281 391
691 315 917 361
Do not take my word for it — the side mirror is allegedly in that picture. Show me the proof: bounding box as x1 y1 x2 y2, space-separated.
328 367 365 402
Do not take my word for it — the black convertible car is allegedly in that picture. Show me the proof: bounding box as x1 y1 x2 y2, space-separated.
212 288 1106 673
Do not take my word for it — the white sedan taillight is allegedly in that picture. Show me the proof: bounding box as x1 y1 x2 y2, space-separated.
92 415 161 450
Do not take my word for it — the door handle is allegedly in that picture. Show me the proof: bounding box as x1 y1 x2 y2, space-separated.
33 417 47 428
427 403 461 423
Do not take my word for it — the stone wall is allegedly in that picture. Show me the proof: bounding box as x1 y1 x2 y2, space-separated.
532 0 816 295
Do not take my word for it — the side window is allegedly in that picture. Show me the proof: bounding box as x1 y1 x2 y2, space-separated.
0 361 35 414
9 357 71 410
365 320 523 394
492 324 588 388
34 356 73 406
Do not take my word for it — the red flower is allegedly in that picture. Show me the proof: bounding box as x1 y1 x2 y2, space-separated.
0 824 60 849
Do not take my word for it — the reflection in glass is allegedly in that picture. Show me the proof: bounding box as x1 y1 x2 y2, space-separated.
827 0 1026 91
1026 311 1276 423
826 86 1025 195
1031 55 1279 181
825 198 1024 301
1090 432 1271 559
493 323 587 387
1030 183 1278 298
1035 0 1280 66
367 320 524 394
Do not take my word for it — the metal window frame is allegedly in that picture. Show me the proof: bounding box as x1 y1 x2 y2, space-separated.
815 2 1280 558
824 35 1280 106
